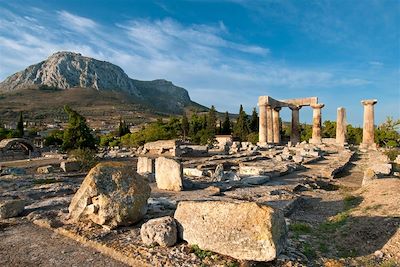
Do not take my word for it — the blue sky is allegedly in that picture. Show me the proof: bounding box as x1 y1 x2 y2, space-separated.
0 0 399 125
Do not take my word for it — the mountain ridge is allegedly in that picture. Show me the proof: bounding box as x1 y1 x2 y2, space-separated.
0 51 206 114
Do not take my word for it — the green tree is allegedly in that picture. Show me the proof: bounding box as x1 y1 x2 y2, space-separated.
117 118 130 137
322 120 336 138
249 108 259 133
62 105 96 151
181 113 189 140
300 123 312 142
233 105 249 141
207 105 217 135
17 111 24 137
347 125 363 145
221 112 231 135
375 117 400 147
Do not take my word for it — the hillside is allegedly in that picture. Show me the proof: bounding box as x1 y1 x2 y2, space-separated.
0 52 207 124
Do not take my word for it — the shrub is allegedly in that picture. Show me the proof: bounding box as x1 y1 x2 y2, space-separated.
69 148 98 171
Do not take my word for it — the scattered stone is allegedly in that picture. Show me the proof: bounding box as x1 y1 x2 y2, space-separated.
60 160 80 172
362 168 377 186
1 167 26 176
204 186 221 196
140 216 178 247
374 250 384 259
155 157 183 191
36 165 54 174
174 200 287 261
183 168 206 177
371 163 392 176
0 199 26 219
241 175 270 185
395 155 400 165
137 157 154 175
292 155 303 164
68 162 151 229
212 163 225 181
239 165 269 176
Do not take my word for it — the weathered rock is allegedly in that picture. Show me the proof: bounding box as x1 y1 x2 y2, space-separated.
212 163 225 181
137 157 154 175
0 199 26 219
239 165 270 176
68 162 150 229
1 167 26 176
292 155 303 164
362 168 377 186
204 186 221 196
60 160 80 172
143 140 182 157
174 200 287 261
155 157 183 191
36 165 54 174
183 168 206 177
371 163 392 175
140 216 177 247
395 155 400 165
241 175 270 185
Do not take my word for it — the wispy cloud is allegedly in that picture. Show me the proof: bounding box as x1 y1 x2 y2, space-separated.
57 10 97 32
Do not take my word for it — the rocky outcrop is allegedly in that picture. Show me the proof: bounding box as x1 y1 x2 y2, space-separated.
68 162 150 229
0 51 204 114
140 216 178 247
174 200 287 261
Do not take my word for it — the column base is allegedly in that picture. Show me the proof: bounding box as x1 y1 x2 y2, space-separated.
359 142 377 150
257 142 268 147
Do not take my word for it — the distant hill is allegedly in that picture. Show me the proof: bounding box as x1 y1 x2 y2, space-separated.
0 51 207 124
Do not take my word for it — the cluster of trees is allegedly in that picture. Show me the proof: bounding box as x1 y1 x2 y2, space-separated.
2 105 399 152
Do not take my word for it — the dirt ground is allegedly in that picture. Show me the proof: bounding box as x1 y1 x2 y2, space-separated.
0 219 128 267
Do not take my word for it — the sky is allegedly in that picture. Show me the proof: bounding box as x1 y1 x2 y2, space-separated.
0 0 399 125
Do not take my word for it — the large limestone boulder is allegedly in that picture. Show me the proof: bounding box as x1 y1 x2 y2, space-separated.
68 162 151 229
371 163 392 176
0 199 26 219
140 216 177 247
137 157 154 175
174 200 287 261
155 157 183 191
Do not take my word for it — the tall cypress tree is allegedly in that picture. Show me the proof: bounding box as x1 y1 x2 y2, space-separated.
233 105 249 141
118 117 130 137
249 107 259 133
17 111 24 137
221 111 231 135
206 105 217 134
181 112 189 140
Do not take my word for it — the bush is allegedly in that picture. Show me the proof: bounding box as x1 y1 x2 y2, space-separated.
44 130 64 147
247 132 258 144
69 148 98 171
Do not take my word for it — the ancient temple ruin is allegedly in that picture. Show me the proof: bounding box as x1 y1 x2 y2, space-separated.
257 96 325 145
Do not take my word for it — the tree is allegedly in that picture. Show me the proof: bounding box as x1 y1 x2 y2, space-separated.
375 117 400 147
221 112 231 135
322 120 336 138
181 113 189 140
233 105 249 141
117 117 130 137
207 105 217 135
17 111 24 137
249 108 259 133
62 105 96 151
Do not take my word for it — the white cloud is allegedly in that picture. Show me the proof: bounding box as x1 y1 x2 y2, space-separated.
57 10 97 32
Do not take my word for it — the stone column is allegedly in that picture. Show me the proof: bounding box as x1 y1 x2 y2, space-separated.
336 107 347 146
272 107 281 144
266 105 274 143
360 99 377 149
258 99 267 146
290 106 301 145
309 103 325 144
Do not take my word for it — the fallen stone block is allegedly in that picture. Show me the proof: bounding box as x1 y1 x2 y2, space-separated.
241 175 270 185
68 162 150 229
36 165 54 174
137 157 154 175
155 157 183 191
174 200 287 261
0 199 26 219
143 140 182 157
60 160 80 172
371 163 392 176
140 216 177 247
292 155 304 164
183 168 206 177
362 168 377 186
239 165 269 176
1 167 26 176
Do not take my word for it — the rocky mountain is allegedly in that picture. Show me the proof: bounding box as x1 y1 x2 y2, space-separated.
0 52 204 114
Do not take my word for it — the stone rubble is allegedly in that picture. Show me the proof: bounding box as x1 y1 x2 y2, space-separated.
140 216 178 247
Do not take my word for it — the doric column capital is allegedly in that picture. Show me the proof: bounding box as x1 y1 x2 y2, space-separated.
310 103 325 109
274 107 282 112
258 96 268 106
361 99 377 106
289 105 301 111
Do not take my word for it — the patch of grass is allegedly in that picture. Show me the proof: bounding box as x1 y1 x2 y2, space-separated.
337 247 357 258
289 222 312 234
364 204 383 211
343 195 363 210
302 243 317 259
191 244 213 260
319 211 349 232
33 178 58 185
380 259 399 267
225 261 239 267
318 242 329 253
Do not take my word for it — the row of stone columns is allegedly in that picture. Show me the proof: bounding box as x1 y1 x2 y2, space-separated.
258 103 281 145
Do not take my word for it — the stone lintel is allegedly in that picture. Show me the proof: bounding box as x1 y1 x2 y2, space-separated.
281 97 318 107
